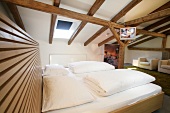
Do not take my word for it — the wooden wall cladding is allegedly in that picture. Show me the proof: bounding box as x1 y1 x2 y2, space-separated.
0 13 42 113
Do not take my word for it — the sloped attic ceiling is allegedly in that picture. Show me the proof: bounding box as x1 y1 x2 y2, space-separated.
12 0 170 45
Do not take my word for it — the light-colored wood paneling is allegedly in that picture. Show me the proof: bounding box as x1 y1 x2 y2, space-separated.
0 12 42 113
110 92 164 113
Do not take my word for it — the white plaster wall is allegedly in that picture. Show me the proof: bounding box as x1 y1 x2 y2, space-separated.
37 39 104 66
135 38 162 48
166 35 170 48
125 47 162 63
124 38 165 63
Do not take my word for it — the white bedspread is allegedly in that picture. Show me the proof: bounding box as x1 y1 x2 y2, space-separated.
84 69 155 96
44 83 161 113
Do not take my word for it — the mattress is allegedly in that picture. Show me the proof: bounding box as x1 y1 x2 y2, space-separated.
44 83 161 113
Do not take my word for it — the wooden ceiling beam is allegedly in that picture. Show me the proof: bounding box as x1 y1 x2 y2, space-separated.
125 8 170 26
143 16 170 31
151 1 170 14
2 0 124 28
128 29 170 47
130 17 170 42
84 0 142 46
6 3 26 31
49 0 61 44
68 0 105 45
98 36 114 46
136 29 166 38
128 47 170 52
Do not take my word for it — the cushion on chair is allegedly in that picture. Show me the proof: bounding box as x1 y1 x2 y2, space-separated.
161 65 170 69
140 62 150 66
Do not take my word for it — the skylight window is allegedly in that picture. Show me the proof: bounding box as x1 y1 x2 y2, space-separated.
53 19 81 39
56 20 73 30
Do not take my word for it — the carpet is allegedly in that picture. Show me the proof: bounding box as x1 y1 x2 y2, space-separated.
124 66 170 96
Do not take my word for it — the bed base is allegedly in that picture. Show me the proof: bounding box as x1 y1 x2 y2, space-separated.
110 92 164 113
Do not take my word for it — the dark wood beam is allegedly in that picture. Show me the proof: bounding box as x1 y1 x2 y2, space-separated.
84 0 142 46
49 0 60 44
151 1 170 14
131 17 170 42
132 2 170 26
136 29 166 38
68 0 105 45
143 16 170 31
2 0 124 28
125 8 170 26
109 25 124 46
128 29 170 47
162 37 167 48
128 47 170 52
6 3 26 31
98 36 114 46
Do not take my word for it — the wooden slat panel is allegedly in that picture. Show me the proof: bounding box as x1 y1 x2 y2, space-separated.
1 53 37 112
0 12 41 113
0 40 37 49
0 48 36 61
6 60 36 113
0 13 38 45
0 22 37 45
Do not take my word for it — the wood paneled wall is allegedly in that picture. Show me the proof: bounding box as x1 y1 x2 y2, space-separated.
0 12 42 113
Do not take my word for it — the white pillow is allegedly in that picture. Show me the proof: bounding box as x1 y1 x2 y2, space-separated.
42 76 95 112
68 61 115 74
43 65 69 76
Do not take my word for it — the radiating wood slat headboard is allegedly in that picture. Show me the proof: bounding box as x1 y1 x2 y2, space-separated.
0 12 42 113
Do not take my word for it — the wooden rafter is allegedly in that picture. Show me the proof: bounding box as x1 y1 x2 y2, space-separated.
106 4 170 45
68 0 105 45
84 0 142 46
128 47 170 51
151 1 170 14
128 29 170 48
6 3 26 31
2 0 124 28
132 1 170 26
98 36 114 46
131 17 170 42
142 16 170 31
49 0 60 44
136 29 166 38
125 8 170 26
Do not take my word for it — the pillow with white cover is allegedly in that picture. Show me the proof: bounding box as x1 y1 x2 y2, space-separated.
84 69 156 96
42 76 95 112
68 61 115 74
43 65 69 76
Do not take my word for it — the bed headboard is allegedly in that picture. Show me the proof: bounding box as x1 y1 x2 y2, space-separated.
0 13 42 112
50 54 87 66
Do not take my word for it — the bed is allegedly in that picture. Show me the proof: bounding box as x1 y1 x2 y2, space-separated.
42 61 164 113
0 13 163 113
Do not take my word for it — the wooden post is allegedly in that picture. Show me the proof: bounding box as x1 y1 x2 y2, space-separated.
118 45 125 69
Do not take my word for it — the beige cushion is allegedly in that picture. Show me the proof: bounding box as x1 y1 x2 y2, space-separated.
140 62 150 66
161 65 170 70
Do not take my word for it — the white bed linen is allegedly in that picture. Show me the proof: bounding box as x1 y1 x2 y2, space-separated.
44 83 161 113
84 69 155 96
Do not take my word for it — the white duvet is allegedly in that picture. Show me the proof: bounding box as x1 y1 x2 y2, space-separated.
84 69 155 96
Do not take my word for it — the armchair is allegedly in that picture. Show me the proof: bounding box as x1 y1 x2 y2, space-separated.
138 58 159 70
158 59 170 74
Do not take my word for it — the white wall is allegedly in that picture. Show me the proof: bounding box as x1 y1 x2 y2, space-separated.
125 36 170 63
37 39 104 66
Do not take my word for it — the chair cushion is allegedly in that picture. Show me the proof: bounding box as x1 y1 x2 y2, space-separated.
161 65 170 70
140 62 150 66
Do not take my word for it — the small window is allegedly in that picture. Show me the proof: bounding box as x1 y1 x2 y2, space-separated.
56 20 73 30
